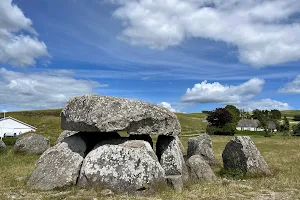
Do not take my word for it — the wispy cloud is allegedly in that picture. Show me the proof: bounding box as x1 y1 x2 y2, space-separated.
236 99 292 111
109 0 300 66
279 75 300 94
0 68 106 110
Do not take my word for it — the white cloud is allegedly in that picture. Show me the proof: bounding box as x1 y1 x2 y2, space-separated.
181 78 264 104
237 99 292 111
109 0 300 66
278 75 300 94
0 0 49 67
159 102 177 112
0 68 106 109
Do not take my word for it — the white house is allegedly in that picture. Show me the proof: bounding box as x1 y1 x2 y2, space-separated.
236 119 277 132
0 116 37 139
236 119 264 131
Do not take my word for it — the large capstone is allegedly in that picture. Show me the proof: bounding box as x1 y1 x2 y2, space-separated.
27 135 87 190
187 134 217 165
14 133 50 154
61 95 181 136
186 155 216 182
222 136 270 175
156 135 189 182
78 139 165 193
0 140 7 152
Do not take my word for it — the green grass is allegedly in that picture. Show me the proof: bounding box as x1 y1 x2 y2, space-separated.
175 112 207 135
1 110 300 199
280 110 300 127
281 110 300 118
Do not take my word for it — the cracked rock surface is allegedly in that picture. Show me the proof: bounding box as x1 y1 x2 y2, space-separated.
27 135 87 190
222 136 270 175
78 139 165 193
61 95 181 136
187 134 217 166
14 133 50 155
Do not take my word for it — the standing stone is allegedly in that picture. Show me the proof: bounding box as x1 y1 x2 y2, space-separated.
0 140 7 152
187 134 217 165
175 136 185 153
186 155 216 182
78 139 165 193
56 130 78 144
156 135 189 184
166 175 184 192
61 95 181 136
14 133 50 154
27 135 87 190
222 136 270 175
129 134 153 148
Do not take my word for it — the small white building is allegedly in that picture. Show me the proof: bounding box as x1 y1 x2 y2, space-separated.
0 116 37 139
236 119 264 131
236 119 277 132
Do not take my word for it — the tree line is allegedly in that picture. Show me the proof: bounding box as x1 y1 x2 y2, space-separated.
206 105 290 136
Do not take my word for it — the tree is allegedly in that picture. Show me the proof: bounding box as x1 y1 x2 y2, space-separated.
252 109 272 137
207 108 232 127
283 116 290 132
240 110 252 119
206 108 235 136
270 110 281 120
252 109 262 119
225 105 240 124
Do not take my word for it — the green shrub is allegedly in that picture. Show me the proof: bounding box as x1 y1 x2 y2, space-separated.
2 137 17 146
293 115 300 121
206 123 236 136
236 130 265 136
293 123 300 136
219 168 246 180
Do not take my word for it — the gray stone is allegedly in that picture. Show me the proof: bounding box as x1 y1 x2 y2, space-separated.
27 135 87 190
78 139 165 193
14 133 50 154
0 140 7 151
187 134 217 165
61 95 181 136
101 189 114 196
222 136 270 175
156 135 189 182
129 134 153 148
166 175 183 192
56 130 78 144
186 155 216 182
175 136 185 153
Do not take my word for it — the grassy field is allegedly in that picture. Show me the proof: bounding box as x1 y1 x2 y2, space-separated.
281 110 300 126
1 110 300 199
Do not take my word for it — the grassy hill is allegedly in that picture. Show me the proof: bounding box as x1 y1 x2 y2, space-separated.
281 110 300 126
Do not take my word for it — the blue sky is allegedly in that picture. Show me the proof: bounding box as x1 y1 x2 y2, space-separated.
0 0 300 112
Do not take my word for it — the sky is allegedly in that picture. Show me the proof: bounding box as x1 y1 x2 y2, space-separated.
0 0 300 113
